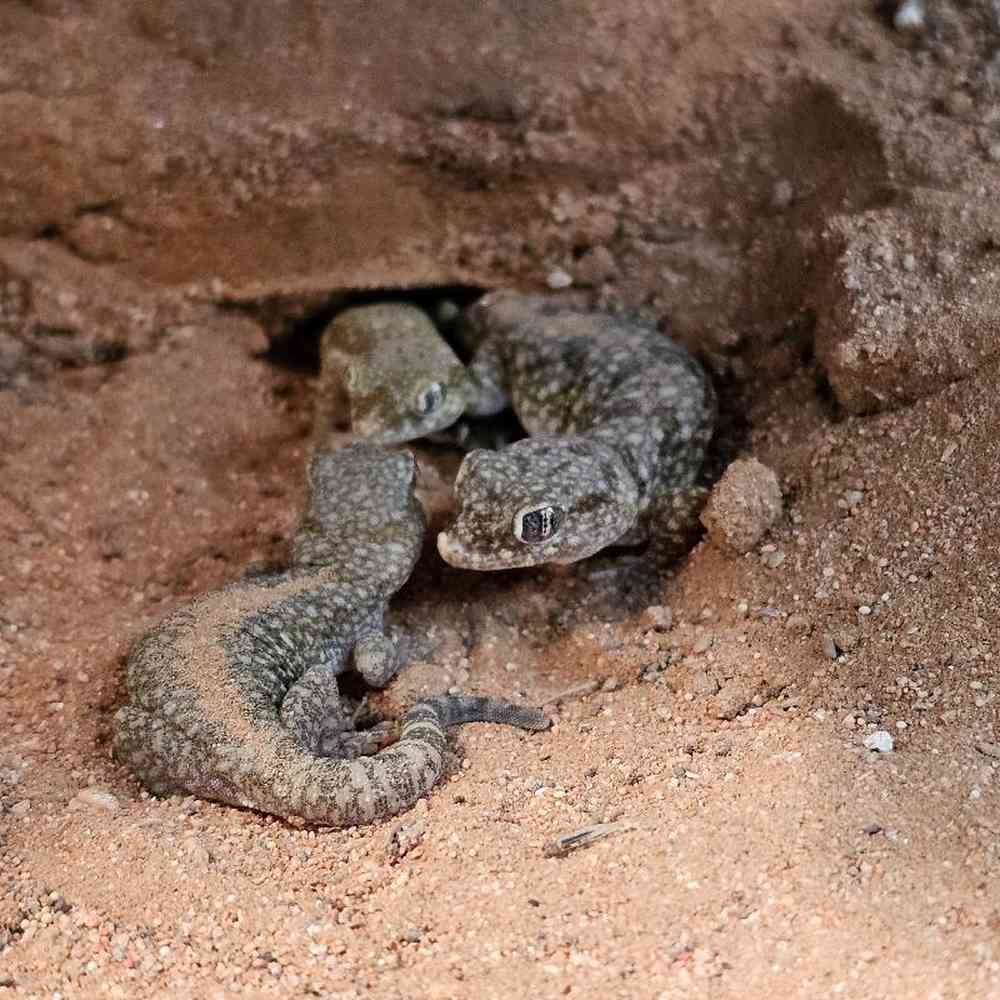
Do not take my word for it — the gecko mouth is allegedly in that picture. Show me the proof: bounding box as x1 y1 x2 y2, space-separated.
437 529 536 571
436 529 481 568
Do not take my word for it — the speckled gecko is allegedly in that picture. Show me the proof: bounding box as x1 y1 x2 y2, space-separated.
315 303 474 445
436 291 716 569
113 443 549 826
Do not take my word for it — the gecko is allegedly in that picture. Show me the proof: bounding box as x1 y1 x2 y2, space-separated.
113 443 549 826
436 291 716 569
314 303 475 445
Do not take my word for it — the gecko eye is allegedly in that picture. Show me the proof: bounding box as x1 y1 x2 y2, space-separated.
513 504 564 545
412 381 445 417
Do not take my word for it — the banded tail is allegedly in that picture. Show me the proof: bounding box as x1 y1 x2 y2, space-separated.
113 695 549 827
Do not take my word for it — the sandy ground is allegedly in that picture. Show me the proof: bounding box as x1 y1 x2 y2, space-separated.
3 1 1000 997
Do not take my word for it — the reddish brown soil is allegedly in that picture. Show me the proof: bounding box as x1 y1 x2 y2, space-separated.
3 2 1000 997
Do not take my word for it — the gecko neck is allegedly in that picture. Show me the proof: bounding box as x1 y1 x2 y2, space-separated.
582 423 652 514
290 527 422 595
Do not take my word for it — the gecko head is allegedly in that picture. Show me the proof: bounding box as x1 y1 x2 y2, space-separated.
343 305 475 449
350 364 471 444
437 437 640 569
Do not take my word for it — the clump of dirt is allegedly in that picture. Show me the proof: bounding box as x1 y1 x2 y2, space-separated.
814 191 1000 413
701 457 784 554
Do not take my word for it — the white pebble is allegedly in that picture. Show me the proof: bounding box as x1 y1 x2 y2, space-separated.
71 787 121 813
546 268 573 289
894 0 926 32
863 731 894 753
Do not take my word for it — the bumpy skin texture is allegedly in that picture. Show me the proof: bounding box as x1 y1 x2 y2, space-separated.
437 292 716 569
113 443 549 826
315 304 473 444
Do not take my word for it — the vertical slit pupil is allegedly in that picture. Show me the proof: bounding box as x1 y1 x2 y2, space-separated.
521 506 562 543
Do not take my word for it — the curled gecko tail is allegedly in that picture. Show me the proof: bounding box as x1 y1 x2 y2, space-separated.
113 699 548 829
409 695 551 732
283 696 549 826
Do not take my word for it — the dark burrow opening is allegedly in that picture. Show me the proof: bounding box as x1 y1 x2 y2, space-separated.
232 284 488 375
233 281 761 481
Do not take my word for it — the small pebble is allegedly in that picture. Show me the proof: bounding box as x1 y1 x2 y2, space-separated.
714 681 754 721
785 614 811 633
832 626 860 652
691 670 720 697
700 458 783 554
546 268 573 290
692 635 713 655
71 787 121 814
934 249 958 274
771 179 795 211
842 489 864 509
893 0 926 32
943 91 973 119
863 731 894 753
573 245 618 287
386 820 426 861
762 549 786 569
641 605 673 631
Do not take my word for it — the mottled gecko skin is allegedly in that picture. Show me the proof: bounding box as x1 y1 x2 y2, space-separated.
437 292 716 569
113 443 549 826
315 304 474 444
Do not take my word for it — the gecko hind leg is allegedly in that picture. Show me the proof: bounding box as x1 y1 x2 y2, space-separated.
281 633 400 757
317 630 402 758
280 644 351 755
113 705 252 808
645 485 710 568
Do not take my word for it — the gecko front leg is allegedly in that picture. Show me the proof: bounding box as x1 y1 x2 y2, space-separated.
464 340 510 418
644 485 711 567
279 640 350 755
351 629 400 688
